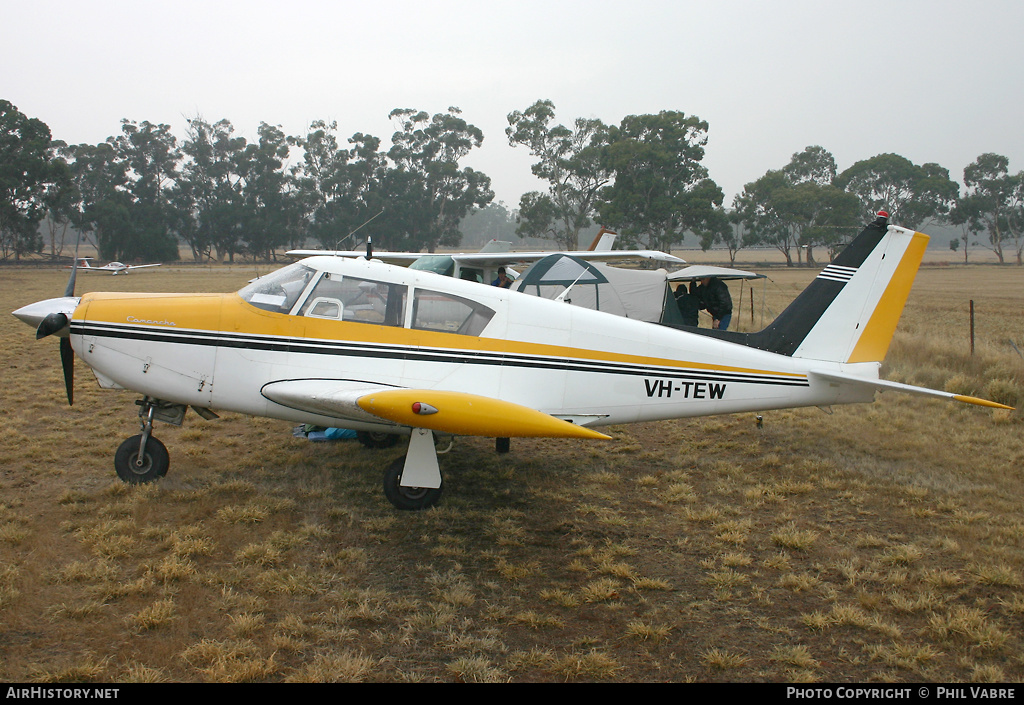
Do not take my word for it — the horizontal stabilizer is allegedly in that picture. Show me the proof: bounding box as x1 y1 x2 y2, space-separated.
809 370 1014 410
357 389 611 439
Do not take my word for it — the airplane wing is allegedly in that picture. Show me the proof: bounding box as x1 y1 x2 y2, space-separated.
450 250 685 267
285 249 426 265
285 249 684 267
126 264 162 270
809 369 1013 410
261 379 610 439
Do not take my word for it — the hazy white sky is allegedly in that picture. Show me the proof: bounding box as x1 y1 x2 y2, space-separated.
4 0 1023 208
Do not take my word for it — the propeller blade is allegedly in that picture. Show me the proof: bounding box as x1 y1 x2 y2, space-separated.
65 236 80 298
36 312 69 340
60 337 74 406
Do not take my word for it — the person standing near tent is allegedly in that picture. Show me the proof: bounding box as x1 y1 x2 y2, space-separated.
673 283 700 326
694 276 733 330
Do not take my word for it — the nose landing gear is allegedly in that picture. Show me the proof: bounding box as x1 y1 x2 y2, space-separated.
113 398 181 483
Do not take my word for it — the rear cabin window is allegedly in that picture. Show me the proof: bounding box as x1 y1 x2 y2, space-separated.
298 273 407 326
412 289 494 336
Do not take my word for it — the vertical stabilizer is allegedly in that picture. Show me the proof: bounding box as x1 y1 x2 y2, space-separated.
791 221 928 363
588 227 618 251
680 213 929 364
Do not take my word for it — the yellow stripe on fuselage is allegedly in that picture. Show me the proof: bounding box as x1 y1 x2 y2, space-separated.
847 232 929 364
75 291 805 380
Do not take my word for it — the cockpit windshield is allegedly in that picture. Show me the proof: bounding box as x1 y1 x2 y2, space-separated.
238 263 316 313
238 261 496 337
409 255 455 277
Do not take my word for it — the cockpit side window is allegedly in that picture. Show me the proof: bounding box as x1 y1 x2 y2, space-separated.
298 273 408 327
238 264 317 313
412 289 495 336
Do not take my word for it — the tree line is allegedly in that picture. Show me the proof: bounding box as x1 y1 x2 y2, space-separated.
3 98 1023 265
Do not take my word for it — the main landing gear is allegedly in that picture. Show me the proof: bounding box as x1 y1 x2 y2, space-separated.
380 433 513 511
356 430 400 449
383 428 444 511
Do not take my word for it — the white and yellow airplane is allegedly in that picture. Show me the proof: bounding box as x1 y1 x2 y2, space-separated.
71 257 163 275
13 213 1011 510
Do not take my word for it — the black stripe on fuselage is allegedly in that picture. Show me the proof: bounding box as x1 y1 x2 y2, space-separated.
70 321 810 389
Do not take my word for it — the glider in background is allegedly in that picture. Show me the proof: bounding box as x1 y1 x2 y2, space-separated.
71 258 162 275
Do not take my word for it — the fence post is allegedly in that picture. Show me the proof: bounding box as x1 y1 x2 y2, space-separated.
970 300 975 356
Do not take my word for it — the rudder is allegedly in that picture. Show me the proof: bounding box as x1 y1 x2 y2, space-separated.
792 220 928 363
674 213 929 364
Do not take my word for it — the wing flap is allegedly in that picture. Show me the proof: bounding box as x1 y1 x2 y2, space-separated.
357 389 611 439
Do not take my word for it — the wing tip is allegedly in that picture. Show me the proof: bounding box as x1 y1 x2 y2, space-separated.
952 394 1015 411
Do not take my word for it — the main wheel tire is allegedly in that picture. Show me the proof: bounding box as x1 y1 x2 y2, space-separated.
357 430 400 449
383 457 443 511
114 434 169 484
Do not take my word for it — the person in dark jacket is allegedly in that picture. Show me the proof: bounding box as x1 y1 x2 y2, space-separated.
673 283 700 326
694 276 733 330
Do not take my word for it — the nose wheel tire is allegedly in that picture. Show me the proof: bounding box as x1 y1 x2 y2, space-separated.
114 434 169 484
383 457 442 511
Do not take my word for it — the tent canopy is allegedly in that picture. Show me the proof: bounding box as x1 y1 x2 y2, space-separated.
513 253 684 324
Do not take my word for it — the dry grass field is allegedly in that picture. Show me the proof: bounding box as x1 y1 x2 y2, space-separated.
0 257 1022 683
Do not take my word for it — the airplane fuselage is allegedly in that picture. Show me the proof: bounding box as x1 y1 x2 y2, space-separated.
68 256 875 435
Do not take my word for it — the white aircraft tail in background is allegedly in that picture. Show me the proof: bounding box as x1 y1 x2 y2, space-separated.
586 226 618 251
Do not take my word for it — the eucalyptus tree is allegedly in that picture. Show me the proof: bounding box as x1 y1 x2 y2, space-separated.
237 122 300 260
782 144 837 185
736 147 860 266
956 153 1022 264
947 200 982 264
597 110 725 252
101 119 181 261
0 100 70 260
174 117 248 261
716 210 756 265
290 120 389 250
33 141 79 259
506 100 611 250
385 107 493 252
59 141 129 257
733 170 799 266
835 153 959 229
